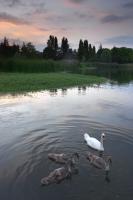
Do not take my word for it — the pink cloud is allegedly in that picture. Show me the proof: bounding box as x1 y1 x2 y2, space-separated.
63 0 85 8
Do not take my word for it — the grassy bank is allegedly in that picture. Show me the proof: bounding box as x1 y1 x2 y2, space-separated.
0 73 106 93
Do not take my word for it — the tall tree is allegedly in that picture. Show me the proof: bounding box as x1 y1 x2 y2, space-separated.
47 35 54 49
43 35 58 59
88 44 92 58
84 40 89 61
3 37 9 47
0 37 9 56
78 39 84 60
54 37 58 50
61 37 69 54
92 46 96 57
47 35 58 50
97 44 103 59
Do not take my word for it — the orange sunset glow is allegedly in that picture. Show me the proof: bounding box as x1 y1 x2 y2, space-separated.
0 0 133 50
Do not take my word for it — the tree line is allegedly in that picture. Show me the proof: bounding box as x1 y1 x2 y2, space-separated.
78 40 133 63
0 37 38 58
0 36 69 60
0 36 133 63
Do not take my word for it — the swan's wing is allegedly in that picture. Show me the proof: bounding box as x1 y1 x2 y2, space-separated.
87 137 101 150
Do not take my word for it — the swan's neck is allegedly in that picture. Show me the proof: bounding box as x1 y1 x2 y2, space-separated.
100 135 104 148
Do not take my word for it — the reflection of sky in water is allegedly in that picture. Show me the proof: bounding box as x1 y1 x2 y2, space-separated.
0 83 133 146
0 83 133 118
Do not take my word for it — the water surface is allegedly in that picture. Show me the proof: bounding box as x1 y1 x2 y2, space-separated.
0 81 133 200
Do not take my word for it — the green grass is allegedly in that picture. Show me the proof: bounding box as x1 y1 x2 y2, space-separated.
0 72 106 93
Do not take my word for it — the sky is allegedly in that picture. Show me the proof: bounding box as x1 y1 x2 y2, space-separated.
0 0 133 51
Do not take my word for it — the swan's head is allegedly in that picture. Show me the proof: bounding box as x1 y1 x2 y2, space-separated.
101 133 105 139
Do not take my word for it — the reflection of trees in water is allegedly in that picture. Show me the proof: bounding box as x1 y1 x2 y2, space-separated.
49 88 68 96
82 86 87 95
78 87 82 95
111 70 133 84
78 86 87 95
49 89 58 96
95 66 133 84
61 88 67 96
78 84 101 95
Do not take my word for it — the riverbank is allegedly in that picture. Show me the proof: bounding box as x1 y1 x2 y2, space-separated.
0 73 106 93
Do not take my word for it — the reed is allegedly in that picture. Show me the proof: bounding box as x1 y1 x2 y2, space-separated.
0 58 79 73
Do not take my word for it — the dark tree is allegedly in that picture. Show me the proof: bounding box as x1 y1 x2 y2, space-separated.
111 47 118 62
78 39 84 60
44 36 55 59
43 35 59 59
97 44 103 59
47 35 58 50
43 47 56 59
54 37 58 50
21 43 27 56
47 35 54 49
84 40 89 61
61 37 69 54
12 43 19 56
92 46 96 57
3 37 9 47
100 48 112 62
21 42 36 58
88 44 93 58
111 47 133 63
0 37 19 57
0 37 9 57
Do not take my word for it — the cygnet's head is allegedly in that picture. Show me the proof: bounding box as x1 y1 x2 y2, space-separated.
86 152 93 161
107 156 112 164
41 177 50 186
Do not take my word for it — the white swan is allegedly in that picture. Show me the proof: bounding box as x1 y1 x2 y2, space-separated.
84 133 105 151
